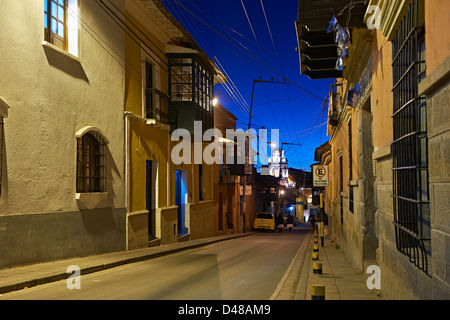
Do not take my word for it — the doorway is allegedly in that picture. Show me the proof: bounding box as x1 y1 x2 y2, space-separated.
146 160 157 239
218 193 224 231
175 170 187 235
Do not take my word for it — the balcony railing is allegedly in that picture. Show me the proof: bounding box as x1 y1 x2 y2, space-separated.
355 57 372 108
145 88 169 125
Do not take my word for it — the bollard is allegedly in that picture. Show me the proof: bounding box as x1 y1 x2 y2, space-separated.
320 221 324 247
311 285 326 300
313 245 319 252
312 252 319 260
314 238 318 244
314 228 318 238
313 262 323 274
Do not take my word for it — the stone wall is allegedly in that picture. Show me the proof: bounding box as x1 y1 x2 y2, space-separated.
419 56 450 299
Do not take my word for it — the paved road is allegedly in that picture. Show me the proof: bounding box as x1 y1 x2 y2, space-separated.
0 228 309 300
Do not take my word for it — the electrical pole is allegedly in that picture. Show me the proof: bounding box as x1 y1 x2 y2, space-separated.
242 79 289 233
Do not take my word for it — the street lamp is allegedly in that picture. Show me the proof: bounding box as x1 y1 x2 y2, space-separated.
212 96 219 107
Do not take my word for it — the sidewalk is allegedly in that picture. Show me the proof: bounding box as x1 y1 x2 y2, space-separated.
295 232 383 300
0 232 254 295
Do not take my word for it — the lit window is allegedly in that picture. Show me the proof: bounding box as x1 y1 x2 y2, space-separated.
76 132 107 193
44 0 78 56
45 0 67 50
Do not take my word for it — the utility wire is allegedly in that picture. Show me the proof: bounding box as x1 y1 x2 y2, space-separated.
240 0 258 43
170 0 327 103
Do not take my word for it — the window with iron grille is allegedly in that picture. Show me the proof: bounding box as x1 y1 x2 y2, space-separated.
170 57 193 102
44 0 67 50
348 118 354 213
76 132 106 193
339 154 343 224
168 54 215 132
391 0 430 274
0 117 4 197
145 61 169 124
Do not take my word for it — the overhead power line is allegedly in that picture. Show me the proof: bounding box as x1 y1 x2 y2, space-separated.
170 0 327 103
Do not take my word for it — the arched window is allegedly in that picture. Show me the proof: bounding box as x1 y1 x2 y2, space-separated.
76 131 106 193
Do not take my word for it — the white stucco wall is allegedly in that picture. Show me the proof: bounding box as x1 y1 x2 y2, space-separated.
0 0 127 268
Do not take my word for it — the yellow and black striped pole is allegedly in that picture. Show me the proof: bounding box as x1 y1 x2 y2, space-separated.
311 285 326 300
312 252 319 260
313 245 319 252
313 262 323 274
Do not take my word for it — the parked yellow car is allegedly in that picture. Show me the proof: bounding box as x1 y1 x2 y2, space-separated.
253 212 276 232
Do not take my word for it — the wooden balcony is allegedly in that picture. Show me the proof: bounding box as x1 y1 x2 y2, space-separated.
296 0 369 79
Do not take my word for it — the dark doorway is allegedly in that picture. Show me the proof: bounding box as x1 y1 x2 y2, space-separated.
218 193 223 231
146 160 154 239
175 170 187 235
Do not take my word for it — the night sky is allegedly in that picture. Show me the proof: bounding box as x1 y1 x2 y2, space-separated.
161 0 334 170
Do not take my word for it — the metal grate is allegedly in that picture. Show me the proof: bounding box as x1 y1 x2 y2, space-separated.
339 154 344 224
391 0 431 275
76 132 107 193
348 118 354 213
145 88 169 124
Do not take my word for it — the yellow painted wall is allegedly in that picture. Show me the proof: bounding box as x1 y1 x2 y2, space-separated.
129 119 170 212
425 0 450 75
371 29 394 151
125 8 171 214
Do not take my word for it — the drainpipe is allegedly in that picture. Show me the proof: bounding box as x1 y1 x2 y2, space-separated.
124 112 131 250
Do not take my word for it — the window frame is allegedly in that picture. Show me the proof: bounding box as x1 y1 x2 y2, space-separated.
348 118 354 214
45 0 68 51
144 60 169 124
169 57 194 102
76 131 107 193
339 154 344 224
391 0 431 275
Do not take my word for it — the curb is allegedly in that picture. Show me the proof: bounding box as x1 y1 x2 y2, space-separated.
295 231 314 300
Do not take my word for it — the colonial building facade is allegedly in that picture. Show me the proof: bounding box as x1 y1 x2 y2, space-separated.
0 0 127 268
0 0 233 268
124 0 226 249
299 0 450 299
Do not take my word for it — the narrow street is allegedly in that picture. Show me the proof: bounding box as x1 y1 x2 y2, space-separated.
1 0 448 301
0 228 309 300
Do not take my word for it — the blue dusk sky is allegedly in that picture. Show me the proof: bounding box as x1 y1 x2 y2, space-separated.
161 0 334 170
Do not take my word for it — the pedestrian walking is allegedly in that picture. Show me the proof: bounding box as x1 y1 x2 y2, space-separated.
276 214 284 232
287 214 294 232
